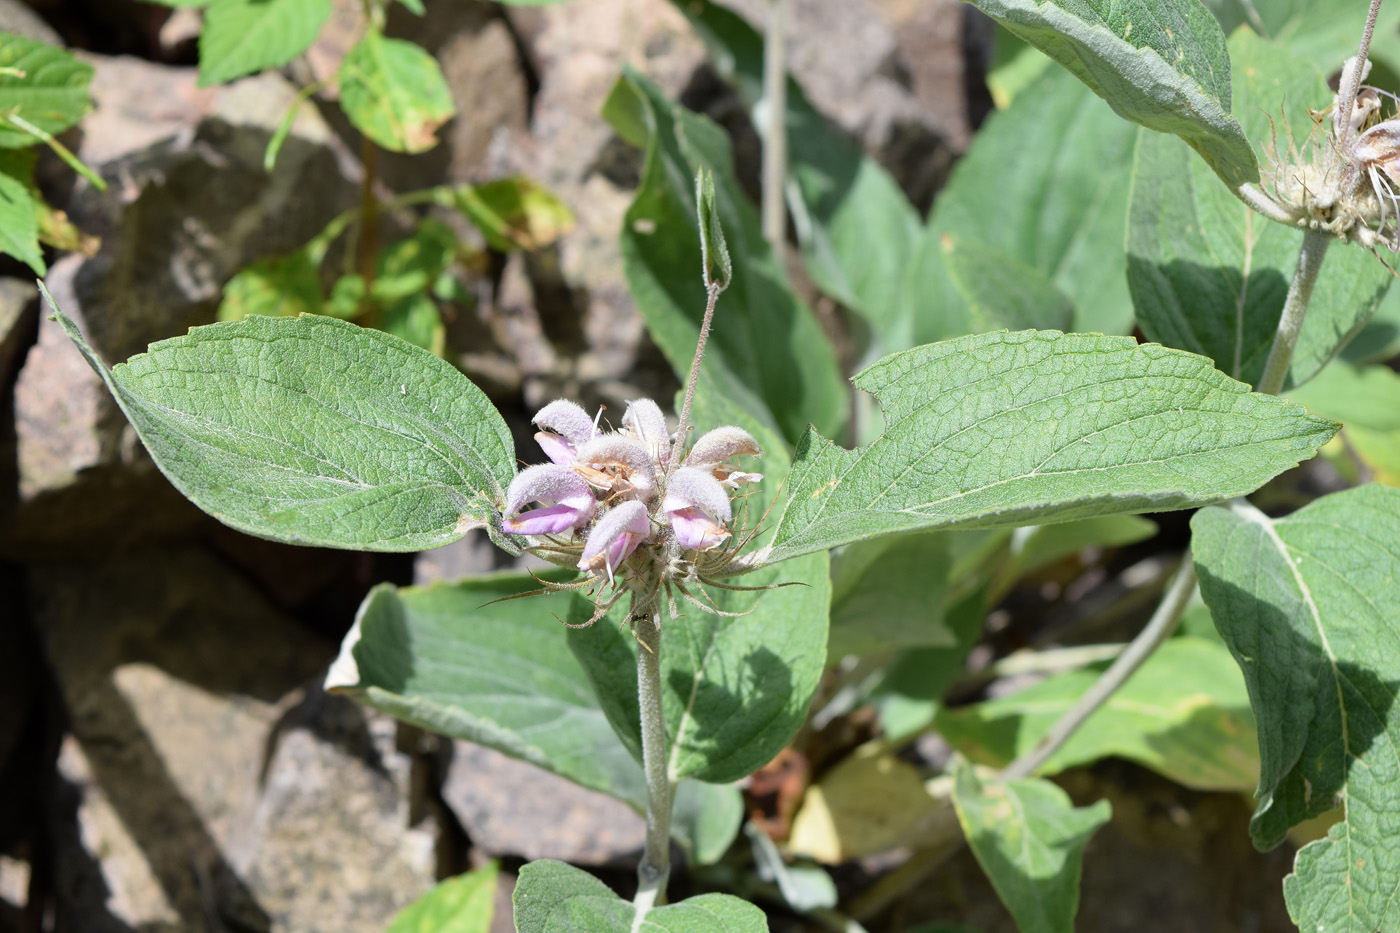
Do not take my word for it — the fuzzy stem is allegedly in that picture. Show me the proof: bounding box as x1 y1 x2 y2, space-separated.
633 604 674 912
1235 182 1298 225
1258 229 1330 396
1001 558 1198 780
1335 0 1384 144
668 282 722 479
761 0 789 252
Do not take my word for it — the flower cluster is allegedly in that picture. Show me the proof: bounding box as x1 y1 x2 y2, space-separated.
502 398 763 594
1263 56 1400 252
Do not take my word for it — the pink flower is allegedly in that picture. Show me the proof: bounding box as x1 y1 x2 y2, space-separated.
685 425 763 488
572 434 658 502
532 399 597 465
662 467 733 551
622 398 672 465
578 500 651 581
503 464 596 535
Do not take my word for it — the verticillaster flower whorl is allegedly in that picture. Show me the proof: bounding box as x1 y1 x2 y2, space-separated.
500 398 764 615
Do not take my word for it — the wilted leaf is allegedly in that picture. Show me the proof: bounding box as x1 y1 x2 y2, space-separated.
339 31 454 154
452 177 575 252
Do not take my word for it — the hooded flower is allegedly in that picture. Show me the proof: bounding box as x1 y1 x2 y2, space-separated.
503 463 596 535
571 434 658 502
532 399 597 465
662 466 734 551
578 500 651 581
621 398 672 465
684 425 763 489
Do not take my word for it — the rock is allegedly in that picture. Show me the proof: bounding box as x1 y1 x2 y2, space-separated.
0 0 62 45
33 548 436 933
0 277 36 396
442 741 645 867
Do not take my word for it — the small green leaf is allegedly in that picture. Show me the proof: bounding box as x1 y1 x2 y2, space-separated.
393 0 426 13
0 32 92 147
198 0 332 87
217 250 323 321
513 861 767 933
765 330 1337 564
936 637 1259 791
1128 32 1390 389
339 31 454 154
0 148 42 273
963 0 1256 188
1007 514 1157 580
941 233 1073 333
604 67 847 447
1191 486 1400 930
325 574 741 862
905 66 1138 342
952 761 1111 933
52 309 514 551
373 219 457 303
451 177 575 252
385 863 497 933
379 293 444 356
695 168 730 291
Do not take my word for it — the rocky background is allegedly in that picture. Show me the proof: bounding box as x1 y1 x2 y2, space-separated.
0 1 1298 931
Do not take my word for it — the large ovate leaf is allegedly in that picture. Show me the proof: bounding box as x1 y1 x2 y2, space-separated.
324 574 743 864
964 0 1256 188
1128 32 1390 390
0 149 41 273
0 32 92 147
1191 486 1400 931
198 0 332 87
339 31 454 154
605 68 847 447
54 310 514 551
905 66 1138 342
385 863 497 933
941 234 1074 334
936 637 1259 791
513 861 767 933
671 0 920 339
952 761 1111 933
764 330 1337 564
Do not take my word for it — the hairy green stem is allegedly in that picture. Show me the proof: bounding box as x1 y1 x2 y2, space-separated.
1334 0 1385 145
1257 229 1331 396
633 604 673 913
760 0 788 252
668 282 722 481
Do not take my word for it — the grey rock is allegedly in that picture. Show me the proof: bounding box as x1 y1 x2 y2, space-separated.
0 0 61 45
442 741 645 866
34 548 435 933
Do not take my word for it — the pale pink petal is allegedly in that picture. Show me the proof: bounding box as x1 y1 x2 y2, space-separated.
662 467 732 524
685 426 761 468
503 463 595 536
533 400 596 453
573 434 658 500
668 506 732 551
718 470 764 489
578 500 651 578
534 430 578 465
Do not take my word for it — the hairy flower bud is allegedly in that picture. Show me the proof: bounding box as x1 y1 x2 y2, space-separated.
622 398 672 465
572 434 658 501
578 500 651 580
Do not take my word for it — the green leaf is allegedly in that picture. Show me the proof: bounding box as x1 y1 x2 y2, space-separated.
372 219 457 303
1191 486 1400 930
380 293 445 356
1127 32 1390 389
604 67 847 447
765 330 1337 564
672 0 919 337
0 148 42 273
941 234 1074 333
513 861 768 933
1007 514 1157 580
339 31 454 153
568 400 830 784
138 0 214 7
937 637 1260 791
385 863 497 933
695 167 730 291
53 309 514 551
198 0 331 87
217 250 323 321
325 574 741 863
905 66 1139 342
1211 0 1400 76
963 0 1256 188
393 0 425 13
0 32 93 147
829 530 956 658
451 177 575 252
952 761 1111 933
